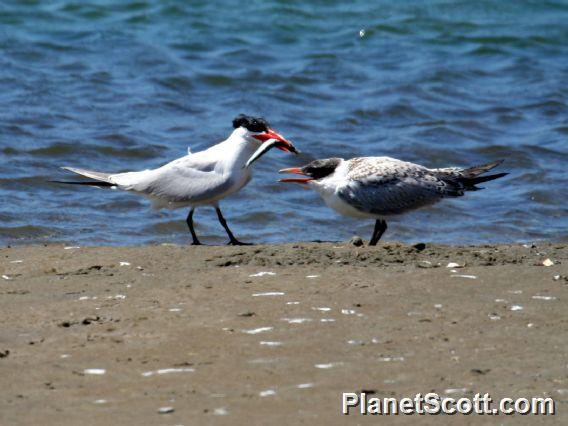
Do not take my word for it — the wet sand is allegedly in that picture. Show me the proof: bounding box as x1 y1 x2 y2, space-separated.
1 241 567 424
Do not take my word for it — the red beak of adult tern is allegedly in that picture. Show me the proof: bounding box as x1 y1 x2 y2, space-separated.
278 167 313 184
245 128 298 168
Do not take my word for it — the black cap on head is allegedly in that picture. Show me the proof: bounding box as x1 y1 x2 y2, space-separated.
232 114 270 133
302 158 342 179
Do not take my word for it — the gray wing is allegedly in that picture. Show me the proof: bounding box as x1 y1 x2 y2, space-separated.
337 157 464 216
110 154 233 204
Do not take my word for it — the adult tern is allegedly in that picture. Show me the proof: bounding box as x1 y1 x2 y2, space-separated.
54 114 298 245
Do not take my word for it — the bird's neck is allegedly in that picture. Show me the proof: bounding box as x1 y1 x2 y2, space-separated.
217 134 258 171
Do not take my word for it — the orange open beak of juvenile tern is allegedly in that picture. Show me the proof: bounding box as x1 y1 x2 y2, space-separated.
278 167 313 184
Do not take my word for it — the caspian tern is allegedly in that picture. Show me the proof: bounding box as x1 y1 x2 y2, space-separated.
53 114 298 245
279 157 507 245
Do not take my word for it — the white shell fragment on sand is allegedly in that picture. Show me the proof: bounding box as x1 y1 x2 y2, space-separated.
243 327 273 335
379 356 405 362
445 388 468 395
532 295 557 301
542 258 554 267
306 275 320 279
252 292 285 297
281 318 311 324
259 389 276 397
260 341 282 347
142 368 194 377
213 407 228 416
119 261 130 266
84 368 106 375
297 383 314 389
2 275 12 280
451 274 477 279
64 246 80 250
446 262 464 268
315 363 341 369
158 406 174 414
249 271 276 277
510 305 524 311
107 294 126 300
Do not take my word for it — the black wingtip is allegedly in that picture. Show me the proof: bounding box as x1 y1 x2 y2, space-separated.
49 180 115 187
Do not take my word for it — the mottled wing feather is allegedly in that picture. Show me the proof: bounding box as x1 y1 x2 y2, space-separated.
338 157 464 216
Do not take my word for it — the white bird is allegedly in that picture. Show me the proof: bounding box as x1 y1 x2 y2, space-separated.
279 156 507 245
54 114 298 245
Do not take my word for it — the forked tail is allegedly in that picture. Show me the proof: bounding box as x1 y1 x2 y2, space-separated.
50 167 115 187
459 160 508 190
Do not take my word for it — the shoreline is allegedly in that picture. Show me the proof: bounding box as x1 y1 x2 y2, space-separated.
1 242 567 424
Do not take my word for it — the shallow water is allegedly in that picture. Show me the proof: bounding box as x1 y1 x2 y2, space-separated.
1 0 566 246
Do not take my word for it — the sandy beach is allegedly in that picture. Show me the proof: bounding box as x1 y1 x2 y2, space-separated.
1 241 567 424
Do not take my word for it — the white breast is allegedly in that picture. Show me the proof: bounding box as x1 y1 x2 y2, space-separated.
310 161 381 219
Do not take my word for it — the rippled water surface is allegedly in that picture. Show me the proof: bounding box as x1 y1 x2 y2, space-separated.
1 0 567 246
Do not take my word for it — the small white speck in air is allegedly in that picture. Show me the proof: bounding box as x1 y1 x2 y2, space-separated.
359 29 366 38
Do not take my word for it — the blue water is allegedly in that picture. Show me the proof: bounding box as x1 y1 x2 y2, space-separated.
1 0 567 246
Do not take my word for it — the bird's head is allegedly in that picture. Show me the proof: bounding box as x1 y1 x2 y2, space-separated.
278 158 342 184
231 114 299 167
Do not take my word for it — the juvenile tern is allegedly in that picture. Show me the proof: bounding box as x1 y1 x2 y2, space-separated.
54 114 298 245
279 157 507 245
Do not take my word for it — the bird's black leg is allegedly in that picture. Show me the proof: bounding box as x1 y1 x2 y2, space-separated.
215 207 251 246
186 208 201 245
369 219 388 246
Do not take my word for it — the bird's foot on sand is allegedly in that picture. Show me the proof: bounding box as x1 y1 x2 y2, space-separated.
227 240 253 246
